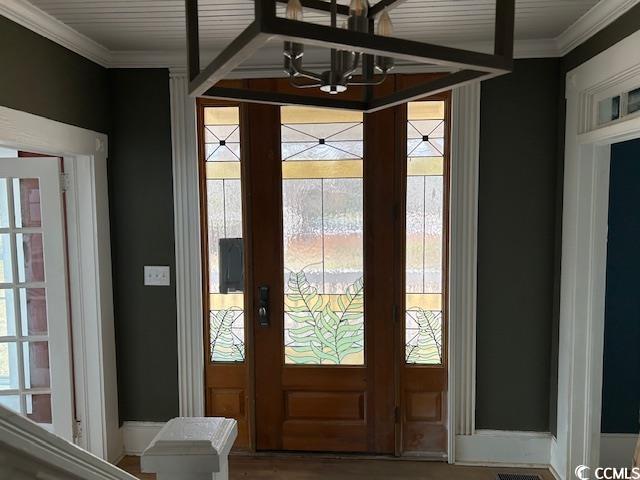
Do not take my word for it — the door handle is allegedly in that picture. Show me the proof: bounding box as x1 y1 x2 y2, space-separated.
258 285 270 327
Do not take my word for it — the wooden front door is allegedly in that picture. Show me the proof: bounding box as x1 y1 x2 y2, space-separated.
199 79 449 456
243 101 396 453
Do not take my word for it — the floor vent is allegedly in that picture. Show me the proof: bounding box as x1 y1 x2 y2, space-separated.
497 475 541 480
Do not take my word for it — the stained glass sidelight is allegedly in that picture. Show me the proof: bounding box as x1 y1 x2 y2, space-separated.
282 106 364 365
204 107 245 362
405 101 445 365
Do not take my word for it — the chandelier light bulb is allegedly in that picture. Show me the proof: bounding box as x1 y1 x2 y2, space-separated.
349 0 368 17
377 8 393 36
286 0 303 21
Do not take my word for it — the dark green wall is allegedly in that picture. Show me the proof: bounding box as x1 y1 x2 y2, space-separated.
108 69 179 422
0 16 109 134
476 58 560 431
602 139 640 434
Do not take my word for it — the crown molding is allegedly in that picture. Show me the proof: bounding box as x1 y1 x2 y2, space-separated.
556 0 640 56
0 0 112 67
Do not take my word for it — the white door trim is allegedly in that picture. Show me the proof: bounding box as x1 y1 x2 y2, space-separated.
556 28 640 480
0 105 120 462
169 70 204 418
449 82 481 462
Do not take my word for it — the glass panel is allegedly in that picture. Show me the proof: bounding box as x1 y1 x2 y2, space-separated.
209 308 245 362
20 288 47 336
0 179 9 228
283 179 323 290
282 106 364 366
13 178 42 228
405 101 445 365
23 341 50 389
0 289 16 337
322 178 363 293
0 394 20 413
26 393 52 423
204 106 245 363
0 342 19 390
598 96 621 125
204 107 241 162
628 87 640 115
16 233 45 283
406 309 443 364
0 234 12 283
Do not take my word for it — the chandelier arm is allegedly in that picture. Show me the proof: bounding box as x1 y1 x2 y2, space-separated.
290 79 323 89
347 73 388 87
287 55 324 82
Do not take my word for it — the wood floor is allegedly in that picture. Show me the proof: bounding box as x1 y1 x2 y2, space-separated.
118 454 554 480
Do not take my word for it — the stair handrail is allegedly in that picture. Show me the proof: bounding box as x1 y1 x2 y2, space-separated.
0 405 137 480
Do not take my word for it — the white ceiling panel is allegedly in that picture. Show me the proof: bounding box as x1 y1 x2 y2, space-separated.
28 0 600 52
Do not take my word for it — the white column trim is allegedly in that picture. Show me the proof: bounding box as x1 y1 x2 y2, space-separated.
449 82 481 462
170 70 205 417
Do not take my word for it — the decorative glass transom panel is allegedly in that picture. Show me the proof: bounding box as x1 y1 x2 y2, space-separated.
282 106 364 365
204 108 240 162
405 101 445 365
0 177 53 423
205 107 245 362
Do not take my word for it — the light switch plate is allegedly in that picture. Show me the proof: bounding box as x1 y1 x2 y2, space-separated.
144 266 170 286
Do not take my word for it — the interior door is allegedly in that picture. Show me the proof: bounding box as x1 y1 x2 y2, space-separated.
0 157 74 439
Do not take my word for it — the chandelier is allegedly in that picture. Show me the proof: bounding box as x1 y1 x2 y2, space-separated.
185 0 515 112
284 0 394 94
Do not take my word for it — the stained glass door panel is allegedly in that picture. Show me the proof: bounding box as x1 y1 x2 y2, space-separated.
0 157 74 440
281 106 364 366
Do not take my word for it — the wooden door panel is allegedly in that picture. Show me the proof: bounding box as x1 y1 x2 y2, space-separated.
282 422 369 452
285 391 365 421
280 366 369 451
406 391 442 422
402 370 447 453
205 364 249 447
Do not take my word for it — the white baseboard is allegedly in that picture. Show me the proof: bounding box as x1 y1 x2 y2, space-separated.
600 433 637 468
123 423 555 468
121 422 165 456
455 430 552 467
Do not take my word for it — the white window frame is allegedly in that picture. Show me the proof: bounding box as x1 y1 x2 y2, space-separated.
0 105 120 462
